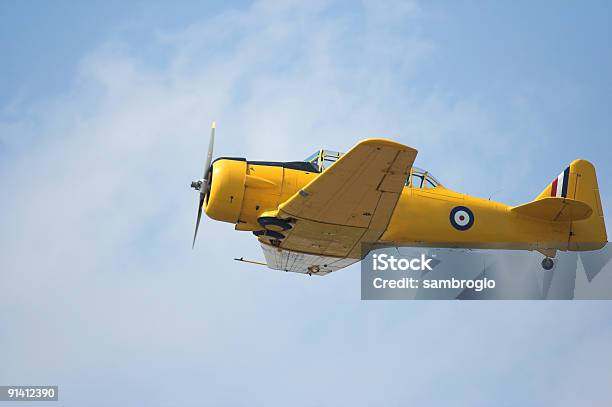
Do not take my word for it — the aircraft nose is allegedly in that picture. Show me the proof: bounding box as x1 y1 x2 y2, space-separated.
204 158 247 223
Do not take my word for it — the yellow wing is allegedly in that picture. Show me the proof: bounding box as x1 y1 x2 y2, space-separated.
276 138 417 259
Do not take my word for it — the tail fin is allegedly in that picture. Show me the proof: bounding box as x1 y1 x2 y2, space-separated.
536 160 607 250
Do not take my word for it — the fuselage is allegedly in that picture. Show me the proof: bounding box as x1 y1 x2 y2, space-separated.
205 158 572 255
381 186 569 251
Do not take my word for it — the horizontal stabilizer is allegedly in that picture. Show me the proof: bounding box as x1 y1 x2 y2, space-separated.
511 197 592 222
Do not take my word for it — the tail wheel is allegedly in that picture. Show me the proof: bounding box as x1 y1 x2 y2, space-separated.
541 257 554 270
258 216 293 232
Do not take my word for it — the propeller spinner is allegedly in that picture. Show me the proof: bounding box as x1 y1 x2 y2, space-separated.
191 121 216 248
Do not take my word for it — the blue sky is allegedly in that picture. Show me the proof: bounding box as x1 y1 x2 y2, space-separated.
1 1 611 406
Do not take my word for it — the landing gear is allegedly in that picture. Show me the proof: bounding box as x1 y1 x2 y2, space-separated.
257 216 293 232
253 230 284 247
253 217 295 247
541 257 554 270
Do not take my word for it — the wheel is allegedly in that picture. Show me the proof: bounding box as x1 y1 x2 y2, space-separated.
253 230 285 240
258 217 293 232
253 230 285 246
541 257 554 270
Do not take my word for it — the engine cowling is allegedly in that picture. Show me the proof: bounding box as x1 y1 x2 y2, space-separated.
205 158 247 223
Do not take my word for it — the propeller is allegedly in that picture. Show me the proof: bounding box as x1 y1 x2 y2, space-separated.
191 121 216 248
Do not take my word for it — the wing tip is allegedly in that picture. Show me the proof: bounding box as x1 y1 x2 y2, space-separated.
357 138 416 153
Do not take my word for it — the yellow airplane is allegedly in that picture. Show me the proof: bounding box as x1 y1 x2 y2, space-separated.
191 123 607 274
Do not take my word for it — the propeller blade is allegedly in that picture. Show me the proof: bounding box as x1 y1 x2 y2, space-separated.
192 192 205 249
202 121 216 185
192 121 216 248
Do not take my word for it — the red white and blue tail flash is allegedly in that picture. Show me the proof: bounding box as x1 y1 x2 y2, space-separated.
550 167 570 198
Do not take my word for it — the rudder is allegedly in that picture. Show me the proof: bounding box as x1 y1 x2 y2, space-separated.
537 160 606 250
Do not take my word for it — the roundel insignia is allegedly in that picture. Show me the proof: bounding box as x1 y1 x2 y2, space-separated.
450 206 474 231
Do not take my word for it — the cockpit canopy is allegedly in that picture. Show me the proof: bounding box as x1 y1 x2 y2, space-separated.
303 150 343 172
304 149 441 188
407 166 441 188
